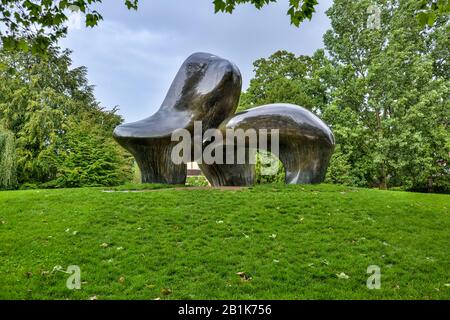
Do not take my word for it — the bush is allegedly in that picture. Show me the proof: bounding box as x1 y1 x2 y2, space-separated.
19 183 38 190
54 120 133 188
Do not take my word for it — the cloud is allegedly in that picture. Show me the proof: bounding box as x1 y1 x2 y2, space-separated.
61 0 333 122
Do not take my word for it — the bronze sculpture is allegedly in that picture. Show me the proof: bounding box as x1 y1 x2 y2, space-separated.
113 52 242 184
199 103 335 186
113 53 334 186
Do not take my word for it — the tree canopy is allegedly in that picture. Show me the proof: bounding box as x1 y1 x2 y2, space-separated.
241 0 449 192
0 46 133 188
1 0 448 54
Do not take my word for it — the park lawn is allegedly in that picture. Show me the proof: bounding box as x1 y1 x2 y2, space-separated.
0 184 448 300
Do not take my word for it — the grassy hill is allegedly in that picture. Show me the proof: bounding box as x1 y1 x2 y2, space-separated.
0 184 448 300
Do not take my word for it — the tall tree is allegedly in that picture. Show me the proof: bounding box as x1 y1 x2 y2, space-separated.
0 125 17 189
0 46 132 187
242 0 449 192
239 50 329 113
1 0 447 54
323 0 449 191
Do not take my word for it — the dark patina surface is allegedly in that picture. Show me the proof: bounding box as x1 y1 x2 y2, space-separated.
113 52 242 184
200 103 335 186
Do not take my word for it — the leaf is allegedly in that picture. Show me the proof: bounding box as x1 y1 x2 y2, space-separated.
161 288 172 295
427 11 436 27
336 272 349 279
417 12 429 27
236 271 252 281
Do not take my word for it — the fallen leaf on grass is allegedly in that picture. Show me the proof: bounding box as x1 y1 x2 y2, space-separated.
236 272 252 281
52 265 63 273
161 288 172 296
336 272 349 279
321 259 329 266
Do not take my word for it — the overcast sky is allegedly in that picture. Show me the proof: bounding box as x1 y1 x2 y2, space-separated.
60 0 333 122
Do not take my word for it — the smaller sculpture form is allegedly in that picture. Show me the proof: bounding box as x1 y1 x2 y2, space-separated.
199 104 335 186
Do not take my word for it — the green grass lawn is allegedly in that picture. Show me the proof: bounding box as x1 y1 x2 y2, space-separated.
0 184 448 300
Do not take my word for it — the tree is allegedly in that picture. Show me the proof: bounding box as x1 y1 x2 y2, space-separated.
0 45 133 187
213 0 319 26
322 0 449 191
416 0 450 27
1 0 447 54
242 0 449 192
0 125 17 189
0 0 138 54
55 118 132 188
238 50 329 113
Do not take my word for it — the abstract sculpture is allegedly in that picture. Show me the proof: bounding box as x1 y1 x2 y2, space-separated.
113 52 242 184
113 53 334 186
199 104 335 186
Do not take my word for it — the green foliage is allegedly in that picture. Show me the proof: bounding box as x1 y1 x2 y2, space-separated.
0 46 133 188
54 119 132 188
1 0 447 55
0 0 138 54
322 0 449 192
213 0 318 26
416 0 450 27
238 50 330 113
0 184 449 299
242 0 449 193
0 126 17 189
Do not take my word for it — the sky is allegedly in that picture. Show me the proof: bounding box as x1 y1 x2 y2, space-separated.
60 0 334 122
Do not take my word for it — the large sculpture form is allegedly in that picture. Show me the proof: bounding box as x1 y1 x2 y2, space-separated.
113 53 335 186
199 104 335 186
113 52 242 184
